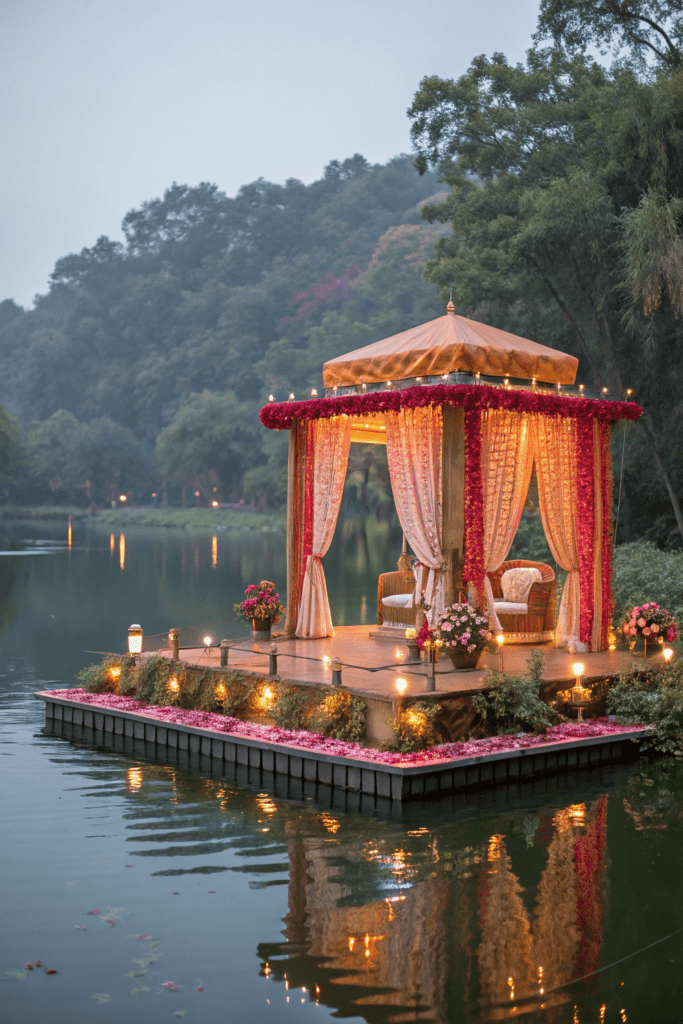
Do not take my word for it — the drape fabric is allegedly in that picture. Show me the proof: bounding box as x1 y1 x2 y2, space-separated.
385 405 445 625
481 409 534 632
530 415 583 649
295 415 352 638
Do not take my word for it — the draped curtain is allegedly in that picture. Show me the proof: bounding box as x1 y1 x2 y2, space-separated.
385 405 445 625
530 415 582 649
295 415 352 638
481 409 534 631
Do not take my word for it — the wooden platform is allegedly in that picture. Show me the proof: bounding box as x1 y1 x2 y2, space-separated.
168 625 646 700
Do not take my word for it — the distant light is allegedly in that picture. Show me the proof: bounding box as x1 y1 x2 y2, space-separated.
310 389 318 397
151 492 157 498
194 490 200 497
211 500 218 507
288 392 295 401
602 387 608 394
268 394 274 402
119 494 127 502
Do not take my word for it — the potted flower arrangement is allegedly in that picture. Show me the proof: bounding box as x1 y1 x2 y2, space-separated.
234 580 285 639
622 602 677 654
436 602 492 669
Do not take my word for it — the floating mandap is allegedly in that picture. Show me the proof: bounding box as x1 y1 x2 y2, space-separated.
260 300 641 652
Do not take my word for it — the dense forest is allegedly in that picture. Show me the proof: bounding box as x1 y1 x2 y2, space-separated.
1 0 683 549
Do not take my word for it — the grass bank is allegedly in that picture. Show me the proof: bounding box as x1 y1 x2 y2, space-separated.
93 506 285 530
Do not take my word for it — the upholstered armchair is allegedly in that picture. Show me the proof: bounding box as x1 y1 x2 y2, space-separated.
486 559 556 643
377 570 416 628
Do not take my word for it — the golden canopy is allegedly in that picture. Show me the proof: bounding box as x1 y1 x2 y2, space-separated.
323 303 578 388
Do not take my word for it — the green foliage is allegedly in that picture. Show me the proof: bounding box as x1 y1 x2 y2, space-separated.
220 672 258 718
471 651 565 735
311 689 367 742
613 541 683 624
132 656 176 704
271 684 315 731
393 700 440 753
607 662 683 756
0 403 20 492
76 656 128 694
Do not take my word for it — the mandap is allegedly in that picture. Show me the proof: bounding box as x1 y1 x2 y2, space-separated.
260 300 641 652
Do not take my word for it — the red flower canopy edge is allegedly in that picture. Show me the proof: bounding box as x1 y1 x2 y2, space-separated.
260 383 642 431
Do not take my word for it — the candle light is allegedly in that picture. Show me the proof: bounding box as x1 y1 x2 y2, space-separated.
663 648 674 663
496 632 505 671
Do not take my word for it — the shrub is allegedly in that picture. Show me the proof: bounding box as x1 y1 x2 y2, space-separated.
471 651 564 735
311 689 367 742
220 672 258 717
271 684 316 731
132 656 176 704
606 662 683 756
76 656 129 694
613 541 683 625
393 700 440 752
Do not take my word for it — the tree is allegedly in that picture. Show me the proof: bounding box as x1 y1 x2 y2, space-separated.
0 403 20 493
535 0 683 70
408 41 683 543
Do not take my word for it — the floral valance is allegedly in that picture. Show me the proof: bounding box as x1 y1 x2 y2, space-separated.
260 383 641 431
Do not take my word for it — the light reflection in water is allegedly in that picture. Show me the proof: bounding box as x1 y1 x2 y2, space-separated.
212 534 218 568
67 517 72 550
119 533 125 570
110 532 115 554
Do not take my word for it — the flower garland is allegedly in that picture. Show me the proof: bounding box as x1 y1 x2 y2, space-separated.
463 408 485 596
599 422 614 650
576 418 596 648
260 384 641 432
44 688 649 767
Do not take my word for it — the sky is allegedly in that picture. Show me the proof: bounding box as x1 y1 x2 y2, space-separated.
1 0 542 307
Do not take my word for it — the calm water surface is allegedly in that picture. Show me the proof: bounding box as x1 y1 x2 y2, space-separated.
2 519 683 1023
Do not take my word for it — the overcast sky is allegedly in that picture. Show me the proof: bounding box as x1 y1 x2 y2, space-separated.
1 0 542 307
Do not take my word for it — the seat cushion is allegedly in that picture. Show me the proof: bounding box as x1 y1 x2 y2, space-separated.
501 568 542 603
382 593 414 608
494 600 528 615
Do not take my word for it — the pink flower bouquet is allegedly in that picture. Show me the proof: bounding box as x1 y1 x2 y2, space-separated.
234 580 285 625
622 602 677 644
436 602 491 653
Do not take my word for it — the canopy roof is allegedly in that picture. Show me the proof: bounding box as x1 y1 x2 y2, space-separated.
323 302 578 388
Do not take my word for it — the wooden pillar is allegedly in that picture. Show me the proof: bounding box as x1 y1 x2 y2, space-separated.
442 405 465 608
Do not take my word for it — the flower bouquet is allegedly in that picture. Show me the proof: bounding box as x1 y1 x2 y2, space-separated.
622 602 677 653
234 580 285 637
436 602 492 669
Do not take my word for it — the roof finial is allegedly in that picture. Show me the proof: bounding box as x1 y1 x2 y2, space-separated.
446 287 455 315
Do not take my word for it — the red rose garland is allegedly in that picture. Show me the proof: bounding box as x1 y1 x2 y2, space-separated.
463 409 485 599
260 383 641 431
576 418 596 648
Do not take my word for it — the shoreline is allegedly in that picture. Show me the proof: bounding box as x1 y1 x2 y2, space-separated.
0 505 286 530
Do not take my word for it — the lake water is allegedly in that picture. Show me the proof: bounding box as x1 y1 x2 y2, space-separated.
2 518 683 1023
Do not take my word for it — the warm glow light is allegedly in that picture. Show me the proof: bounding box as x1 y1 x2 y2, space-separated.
215 682 227 699
395 678 408 695
212 534 218 568
310 388 318 396
262 686 274 704
268 394 274 402
602 387 608 394
168 678 179 691
110 666 121 679
67 518 72 550
496 634 505 646
119 533 125 570
119 494 127 502
322 655 330 668
572 662 585 679
289 392 295 400
203 635 213 647
405 628 416 640
110 533 115 553
663 648 674 662
127 767 143 791
211 500 219 507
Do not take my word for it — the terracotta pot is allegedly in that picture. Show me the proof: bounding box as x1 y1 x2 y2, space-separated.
252 617 272 639
444 645 485 670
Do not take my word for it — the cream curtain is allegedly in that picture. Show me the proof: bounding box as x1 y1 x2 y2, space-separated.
481 409 534 631
385 405 445 625
295 416 352 638
531 415 583 650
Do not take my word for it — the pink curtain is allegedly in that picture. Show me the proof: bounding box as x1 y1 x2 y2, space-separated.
385 405 444 625
295 416 352 638
481 409 534 631
531 415 582 649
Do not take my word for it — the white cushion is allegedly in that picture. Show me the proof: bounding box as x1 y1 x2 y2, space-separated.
501 568 542 603
494 600 528 615
382 593 414 608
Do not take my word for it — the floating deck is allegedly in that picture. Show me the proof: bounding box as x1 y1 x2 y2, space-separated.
36 690 649 804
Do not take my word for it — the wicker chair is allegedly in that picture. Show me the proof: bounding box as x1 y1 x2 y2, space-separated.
377 570 416 628
486 559 556 643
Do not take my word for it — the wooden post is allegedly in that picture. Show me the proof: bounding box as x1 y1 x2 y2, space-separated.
442 405 465 608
